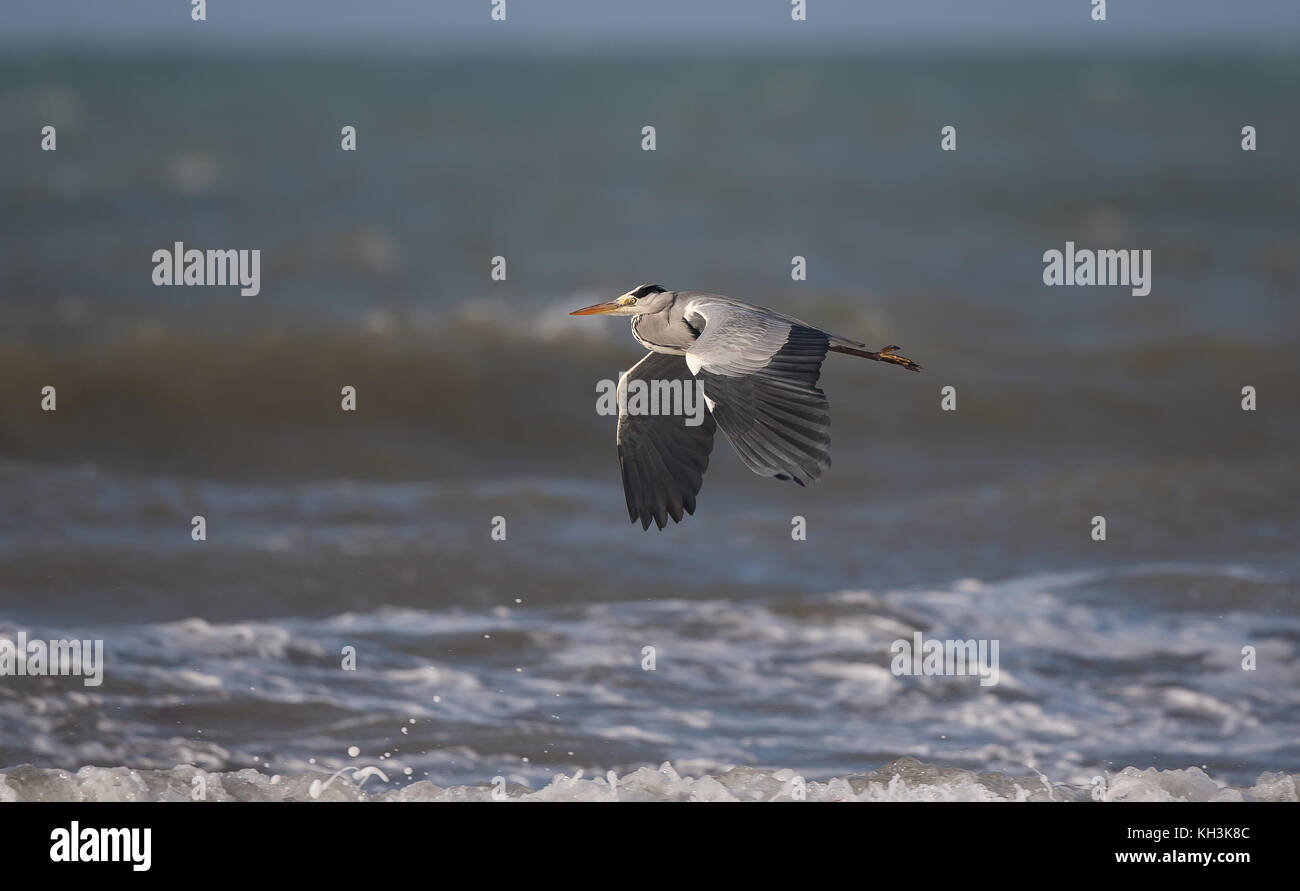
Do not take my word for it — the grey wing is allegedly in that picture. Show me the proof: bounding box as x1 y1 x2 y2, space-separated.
682 296 832 486
616 351 718 530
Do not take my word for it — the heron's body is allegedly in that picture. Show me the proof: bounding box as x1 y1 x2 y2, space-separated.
572 285 920 530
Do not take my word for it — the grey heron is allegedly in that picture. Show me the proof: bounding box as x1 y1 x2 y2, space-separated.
572 285 920 530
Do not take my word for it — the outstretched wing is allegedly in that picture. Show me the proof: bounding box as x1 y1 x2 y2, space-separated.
616 351 717 530
682 295 833 486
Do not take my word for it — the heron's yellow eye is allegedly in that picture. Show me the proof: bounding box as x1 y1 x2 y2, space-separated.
620 296 637 306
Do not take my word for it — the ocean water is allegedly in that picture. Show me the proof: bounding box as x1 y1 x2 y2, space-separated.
0 50 1297 799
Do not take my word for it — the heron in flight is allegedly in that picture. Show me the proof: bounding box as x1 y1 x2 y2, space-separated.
571 285 920 529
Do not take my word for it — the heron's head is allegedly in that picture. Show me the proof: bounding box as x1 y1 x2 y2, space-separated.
570 284 671 317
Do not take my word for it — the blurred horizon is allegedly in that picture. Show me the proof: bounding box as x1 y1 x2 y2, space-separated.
3 0 1299 52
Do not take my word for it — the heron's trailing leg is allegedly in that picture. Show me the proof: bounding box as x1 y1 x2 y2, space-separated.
829 343 922 372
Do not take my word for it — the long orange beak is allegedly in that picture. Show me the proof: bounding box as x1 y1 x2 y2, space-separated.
570 300 621 315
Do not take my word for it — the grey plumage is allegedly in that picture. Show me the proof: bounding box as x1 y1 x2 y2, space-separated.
694 324 831 486
616 351 717 529
572 285 920 529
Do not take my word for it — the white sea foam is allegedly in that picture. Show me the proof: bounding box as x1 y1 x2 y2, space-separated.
1 562 1295 791
0 759 1294 803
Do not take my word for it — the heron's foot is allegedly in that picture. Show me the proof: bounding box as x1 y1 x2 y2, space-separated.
875 345 922 372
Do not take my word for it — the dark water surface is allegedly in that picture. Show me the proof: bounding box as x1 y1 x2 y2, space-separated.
0 51 1297 789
